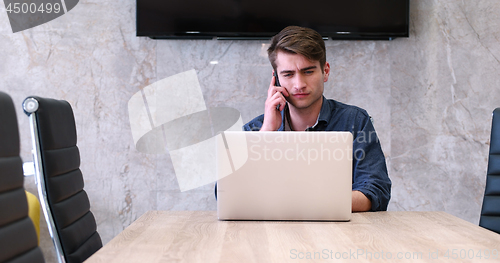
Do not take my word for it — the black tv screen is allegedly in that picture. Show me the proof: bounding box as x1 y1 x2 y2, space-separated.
137 0 409 40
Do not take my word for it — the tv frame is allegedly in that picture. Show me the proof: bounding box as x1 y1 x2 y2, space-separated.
136 0 410 40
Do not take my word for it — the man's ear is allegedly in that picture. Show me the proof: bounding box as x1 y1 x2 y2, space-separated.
323 62 330 82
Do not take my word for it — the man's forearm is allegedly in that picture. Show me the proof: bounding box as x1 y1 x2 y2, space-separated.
352 190 371 212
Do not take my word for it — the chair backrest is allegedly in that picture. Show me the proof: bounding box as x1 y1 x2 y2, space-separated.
23 96 102 263
0 91 45 263
480 108 500 234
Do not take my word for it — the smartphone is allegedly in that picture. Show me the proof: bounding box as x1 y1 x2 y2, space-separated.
274 71 281 87
274 71 282 110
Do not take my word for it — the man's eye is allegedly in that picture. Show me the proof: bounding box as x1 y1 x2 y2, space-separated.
284 74 292 77
305 71 314 74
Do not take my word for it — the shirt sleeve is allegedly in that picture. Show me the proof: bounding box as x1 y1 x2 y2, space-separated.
242 114 264 131
351 113 391 211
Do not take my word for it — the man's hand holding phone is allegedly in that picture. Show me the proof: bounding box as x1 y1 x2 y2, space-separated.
260 72 289 131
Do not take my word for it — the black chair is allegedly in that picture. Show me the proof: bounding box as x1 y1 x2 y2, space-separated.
480 108 500 234
23 96 102 263
0 91 45 263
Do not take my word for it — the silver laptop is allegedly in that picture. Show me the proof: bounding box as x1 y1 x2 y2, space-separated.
216 131 352 221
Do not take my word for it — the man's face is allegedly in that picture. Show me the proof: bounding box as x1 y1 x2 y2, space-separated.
275 51 330 111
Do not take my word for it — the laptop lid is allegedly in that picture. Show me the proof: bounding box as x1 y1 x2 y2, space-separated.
217 131 352 221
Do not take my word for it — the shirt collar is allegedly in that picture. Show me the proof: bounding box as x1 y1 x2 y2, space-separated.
317 96 333 125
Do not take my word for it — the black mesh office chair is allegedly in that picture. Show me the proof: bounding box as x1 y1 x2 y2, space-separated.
23 96 102 263
480 108 500 234
0 91 45 263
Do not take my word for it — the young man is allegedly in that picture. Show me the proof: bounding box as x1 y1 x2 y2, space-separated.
243 26 391 212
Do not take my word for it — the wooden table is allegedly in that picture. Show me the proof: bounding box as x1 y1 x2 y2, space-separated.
85 211 500 262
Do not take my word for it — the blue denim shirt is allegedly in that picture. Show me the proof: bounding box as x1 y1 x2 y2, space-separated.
243 96 391 211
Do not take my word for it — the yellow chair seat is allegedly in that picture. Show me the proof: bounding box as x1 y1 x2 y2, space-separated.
25 191 41 244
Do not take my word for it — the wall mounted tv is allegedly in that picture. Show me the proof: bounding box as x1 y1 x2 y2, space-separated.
137 0 409 40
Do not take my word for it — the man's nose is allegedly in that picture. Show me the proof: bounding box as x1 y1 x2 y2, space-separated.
293 74 307 90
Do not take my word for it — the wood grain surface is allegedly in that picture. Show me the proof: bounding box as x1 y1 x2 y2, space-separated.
84 211 500 262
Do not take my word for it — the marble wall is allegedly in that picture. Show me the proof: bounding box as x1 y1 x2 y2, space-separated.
1 0 500 262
